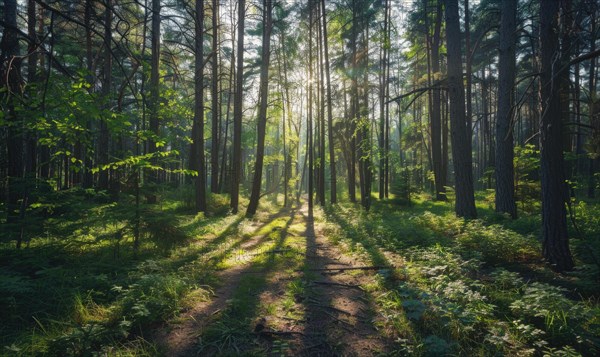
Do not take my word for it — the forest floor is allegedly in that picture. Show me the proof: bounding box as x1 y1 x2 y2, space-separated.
152 202 394 356
1 189 600 356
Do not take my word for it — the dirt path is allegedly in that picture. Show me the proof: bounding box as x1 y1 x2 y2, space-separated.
291 204 392 356
152 203 393 356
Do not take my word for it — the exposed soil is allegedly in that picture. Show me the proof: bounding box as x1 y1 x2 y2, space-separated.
152 203 394 356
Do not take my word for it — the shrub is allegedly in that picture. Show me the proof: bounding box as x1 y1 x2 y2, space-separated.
456 221 539 264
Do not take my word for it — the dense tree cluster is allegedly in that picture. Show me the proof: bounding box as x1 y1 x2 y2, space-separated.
2 0 600 272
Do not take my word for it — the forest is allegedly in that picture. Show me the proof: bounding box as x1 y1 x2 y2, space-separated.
1 0 600 355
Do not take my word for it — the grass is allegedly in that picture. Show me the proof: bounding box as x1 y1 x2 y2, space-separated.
0 186 255 356
196 207 306 355
321 193 600 356
2 187 599 356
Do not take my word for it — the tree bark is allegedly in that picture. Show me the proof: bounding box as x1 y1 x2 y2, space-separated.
26 0 38 179
147 0 161 184
495 0 517 218
539 0 574 272
379 0 390 200
308 2 315 210
321 0 336 204
430 0 445 200
82 0 94 188
588 7 597 198
359 26 371 211
317 2 326 206
246 0 273 217
2 0 23 233
193 0 207 212
445 0 477 218
230 0 245 213
210 0 219 193
97 0 112 190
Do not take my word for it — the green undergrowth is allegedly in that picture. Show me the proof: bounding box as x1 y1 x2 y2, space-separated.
322 195 600 357
0 185 263 356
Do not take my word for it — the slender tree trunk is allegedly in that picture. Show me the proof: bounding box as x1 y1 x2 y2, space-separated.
220 8 236 193
560 0 574 196
574 46 583 179
445 0 477 218
539 0 574 272
26 0 38 179
193 0 207 212
429 0 445 200
384 1 391 198
359 27 371 211
230 0 245 213
308 3 315 210
82 0 94 188
379 0 389 199
277 51 288 207
2 0 23 235
98 0 112 190
147 0 161 185
210 0 220 193
464 0 473 136
280 32 294 207
37 5 49 181
349 6 358 204
495 0 517 218
246 0 273 217
321 0 336 204
588 9 597 198
317 3 326 207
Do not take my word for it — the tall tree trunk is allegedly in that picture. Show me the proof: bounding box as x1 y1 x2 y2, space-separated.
277 48 288 207
588 8 597 198
280 32 294 207
348 6 358 204
220 7 236 193
560 0 574 196
379 0 389 200
464 0 473 136
193 0 207 212
230 0 245 213
425 0 446 201
384 1 392 198
359 27 371 211
210 0 220 193
321 0 336 204
246 0 273 217
2 0 23 237
26 0 38 179
148 0 161 183
98 0 112 190
445 0 477 218
495 0 517 218
429 0 445 200
317 2 326 206
539 0 574 272
308 2 315 210
82 0 94 188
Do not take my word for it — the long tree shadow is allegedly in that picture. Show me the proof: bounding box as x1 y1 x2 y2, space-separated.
169 207 300 356
300 206 337 356
299 205 393 356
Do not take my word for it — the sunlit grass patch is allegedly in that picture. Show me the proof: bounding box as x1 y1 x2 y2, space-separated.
0 188 243 356
194 209 304 355
319 198 599 356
